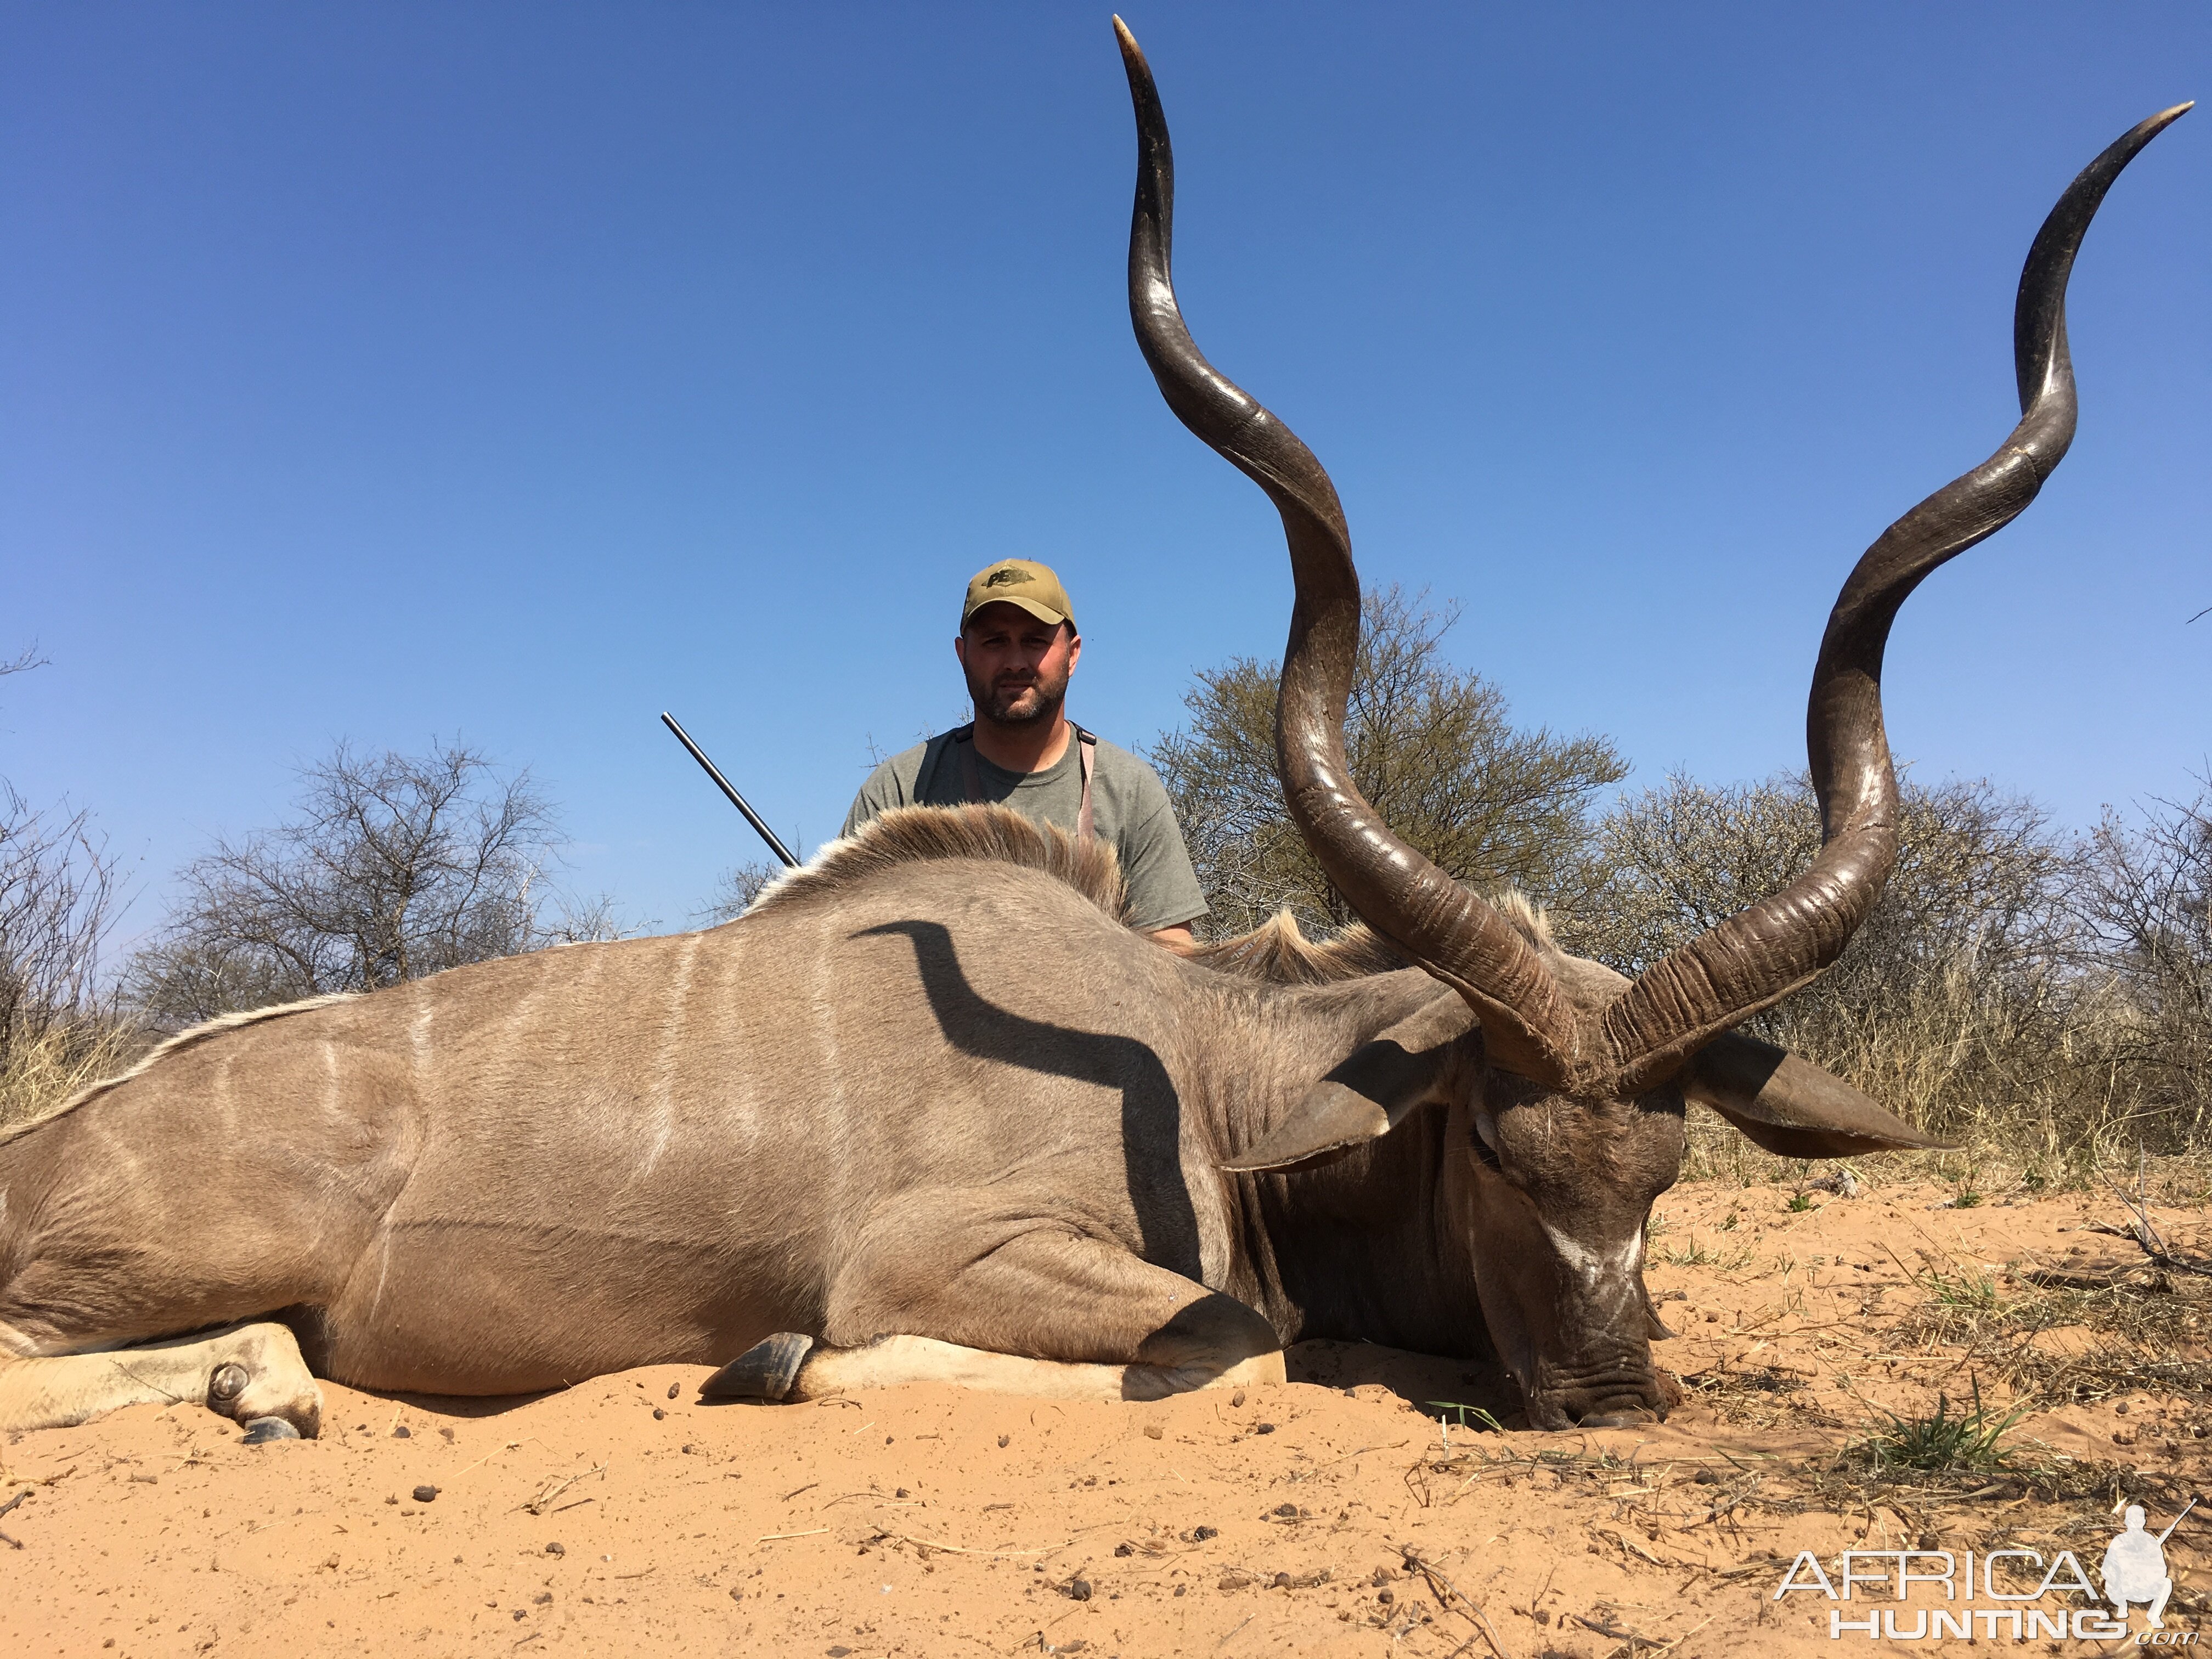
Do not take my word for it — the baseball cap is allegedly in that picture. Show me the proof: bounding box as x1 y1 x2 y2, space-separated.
961 559 1076 632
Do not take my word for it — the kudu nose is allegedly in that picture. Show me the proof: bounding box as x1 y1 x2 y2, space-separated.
1559 1381 1669 1429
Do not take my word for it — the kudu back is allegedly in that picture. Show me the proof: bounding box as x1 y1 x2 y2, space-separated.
0 27 2187 1437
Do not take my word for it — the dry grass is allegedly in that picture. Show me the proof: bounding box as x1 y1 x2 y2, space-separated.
1680 1111 2212 1208
1568 772 2212 1184
1886 1243 2212 1414
0 1013 142 1135
2 761 140 1135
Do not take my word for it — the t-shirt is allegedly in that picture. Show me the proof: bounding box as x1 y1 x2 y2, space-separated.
842 729 1209 934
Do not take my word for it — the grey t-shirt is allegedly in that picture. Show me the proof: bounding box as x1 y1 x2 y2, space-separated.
842 729 1209 934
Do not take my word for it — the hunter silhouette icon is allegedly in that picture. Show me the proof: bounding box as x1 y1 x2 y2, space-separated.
2102 1499 2195 1628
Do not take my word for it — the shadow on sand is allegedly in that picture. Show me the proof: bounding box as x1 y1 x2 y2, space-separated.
340 1388 561 1424
1285 1339 1525 1426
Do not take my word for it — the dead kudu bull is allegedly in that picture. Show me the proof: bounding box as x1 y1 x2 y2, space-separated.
0 32 2187 1440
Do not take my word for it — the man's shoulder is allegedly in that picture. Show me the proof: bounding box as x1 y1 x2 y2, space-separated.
872 737 938 778
876 731 971 783
847 734 958 831
1081 733 1173 804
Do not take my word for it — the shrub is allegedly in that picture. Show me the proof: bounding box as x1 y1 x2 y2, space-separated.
1150 586 1627 938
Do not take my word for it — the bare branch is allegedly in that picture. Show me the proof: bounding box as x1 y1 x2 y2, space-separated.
126 738 618 1025
696 862 781 926
0 644 49 681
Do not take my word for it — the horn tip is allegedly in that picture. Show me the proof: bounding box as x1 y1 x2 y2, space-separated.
1113 15 1150 81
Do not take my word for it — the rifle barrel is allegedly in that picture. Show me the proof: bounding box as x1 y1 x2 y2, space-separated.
2157 1496 2198 1544
660 712 799 868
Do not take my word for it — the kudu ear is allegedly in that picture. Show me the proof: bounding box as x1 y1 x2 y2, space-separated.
1681 1032 1954 1159
1222 997 1477 1173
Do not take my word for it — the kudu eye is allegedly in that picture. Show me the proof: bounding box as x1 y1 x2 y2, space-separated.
208 1362 249 1403
1470 1114 1503 1171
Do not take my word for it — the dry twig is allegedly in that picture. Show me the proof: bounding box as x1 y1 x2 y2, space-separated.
1402 1549 1513 1659
874 1528 1068 1559
522 1462 606 1516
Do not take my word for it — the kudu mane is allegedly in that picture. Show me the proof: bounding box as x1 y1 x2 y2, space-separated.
747 804 1132 923
1193 893 1554 986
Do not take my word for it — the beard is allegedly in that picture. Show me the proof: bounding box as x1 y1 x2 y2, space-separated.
967 660 1070 727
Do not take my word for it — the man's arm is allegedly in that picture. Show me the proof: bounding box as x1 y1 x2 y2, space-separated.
1114 779 1209 944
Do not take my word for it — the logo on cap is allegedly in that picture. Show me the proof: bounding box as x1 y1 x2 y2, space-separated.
984 567 1031 588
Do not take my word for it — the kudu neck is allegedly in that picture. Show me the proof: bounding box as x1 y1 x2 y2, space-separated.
1192 972 1486 1355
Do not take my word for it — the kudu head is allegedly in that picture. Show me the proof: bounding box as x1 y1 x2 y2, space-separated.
1114 18 2187 1427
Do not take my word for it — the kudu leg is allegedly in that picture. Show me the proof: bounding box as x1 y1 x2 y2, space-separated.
0 1320 322 1438
707 1216 1283 1404
716 1332 1285 1403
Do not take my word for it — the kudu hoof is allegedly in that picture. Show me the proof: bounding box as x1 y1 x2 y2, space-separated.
701 1332 815 1403
240 1416 303 1444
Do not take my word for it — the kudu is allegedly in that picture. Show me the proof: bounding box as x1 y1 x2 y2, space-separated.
0 26 2186 1440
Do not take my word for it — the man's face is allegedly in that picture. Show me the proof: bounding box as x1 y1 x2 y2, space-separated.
956 603 1081 726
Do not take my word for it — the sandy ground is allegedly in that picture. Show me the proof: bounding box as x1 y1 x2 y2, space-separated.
7 1179 2210 1658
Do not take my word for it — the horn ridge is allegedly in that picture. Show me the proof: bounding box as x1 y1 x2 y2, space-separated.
1113 16 1588 1086
1602 104 2190 1094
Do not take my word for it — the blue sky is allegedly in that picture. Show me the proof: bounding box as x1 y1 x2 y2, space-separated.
4 2 2207 940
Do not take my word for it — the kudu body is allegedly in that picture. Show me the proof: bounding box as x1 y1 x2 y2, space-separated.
0 26 2186 1438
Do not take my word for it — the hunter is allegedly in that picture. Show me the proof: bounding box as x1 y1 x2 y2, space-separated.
843 558 1207 951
